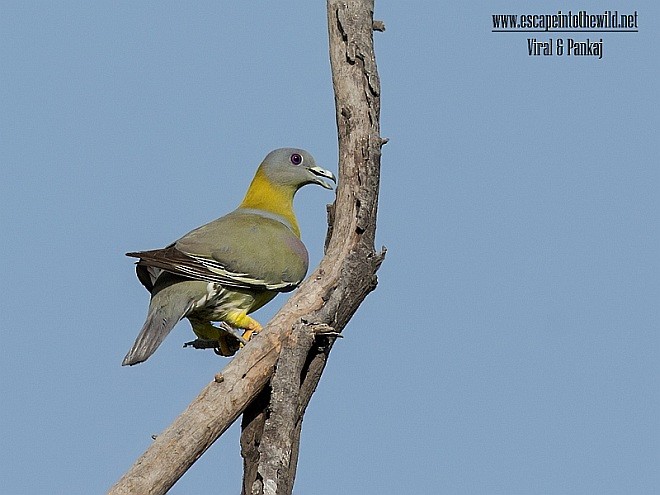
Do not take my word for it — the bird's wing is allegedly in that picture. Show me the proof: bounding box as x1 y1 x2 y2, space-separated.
127 211 309 292
127 243 264 289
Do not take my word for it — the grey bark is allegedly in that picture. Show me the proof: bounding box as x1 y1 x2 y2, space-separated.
240 1 385 493
108 1 383 494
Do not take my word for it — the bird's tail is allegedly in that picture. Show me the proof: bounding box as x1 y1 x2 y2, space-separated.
122 292 191 366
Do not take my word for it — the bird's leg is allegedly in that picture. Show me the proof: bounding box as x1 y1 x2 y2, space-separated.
186 313 261 357
189 319 242 356
223 310 263 343
214 321 249 344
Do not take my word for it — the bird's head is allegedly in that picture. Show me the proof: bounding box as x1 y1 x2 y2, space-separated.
258 148 336 191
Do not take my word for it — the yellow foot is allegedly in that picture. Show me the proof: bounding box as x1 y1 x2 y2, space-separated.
241 327 260 342
189 313 263 357
224 311 262 346
189 320 241 356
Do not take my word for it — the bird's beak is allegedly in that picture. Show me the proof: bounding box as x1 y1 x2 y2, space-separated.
308 166 337 190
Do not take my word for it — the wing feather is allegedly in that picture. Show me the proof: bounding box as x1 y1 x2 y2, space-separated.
126 211 309 292
127 245 297 291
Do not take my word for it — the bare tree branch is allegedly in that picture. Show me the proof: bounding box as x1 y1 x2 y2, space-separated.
108 1 383 493
240 1 384 494
241 325 315 495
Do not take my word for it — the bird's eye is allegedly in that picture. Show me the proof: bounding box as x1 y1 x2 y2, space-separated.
290 153 303 166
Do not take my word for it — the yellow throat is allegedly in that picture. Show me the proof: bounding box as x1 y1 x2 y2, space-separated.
239 169 301 238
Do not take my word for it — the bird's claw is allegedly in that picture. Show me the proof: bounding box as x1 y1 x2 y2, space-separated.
185 323 259 357
240 328 260 344
216 321 248 344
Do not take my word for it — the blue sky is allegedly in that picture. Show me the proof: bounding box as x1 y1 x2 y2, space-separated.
1 2 658 494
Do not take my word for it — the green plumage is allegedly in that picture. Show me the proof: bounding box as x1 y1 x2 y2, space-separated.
122 148 335 366
176 210 310 290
